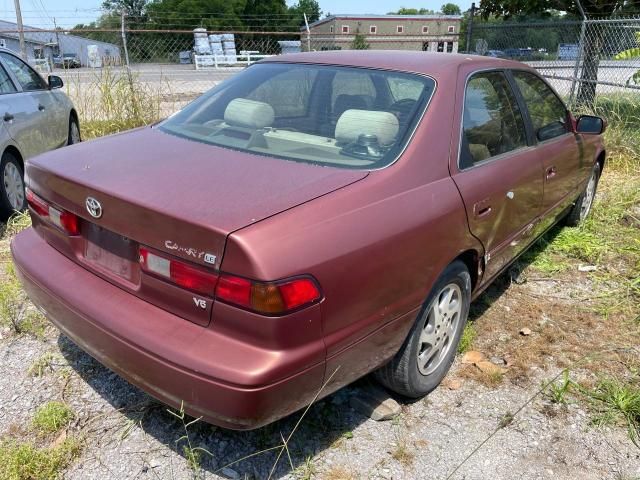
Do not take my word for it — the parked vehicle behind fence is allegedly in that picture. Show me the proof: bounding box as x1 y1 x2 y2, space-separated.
0 48 80 218
53 53 81 69
11 51 605 429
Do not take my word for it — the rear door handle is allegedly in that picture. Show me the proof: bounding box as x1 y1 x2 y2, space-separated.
3 112 13 122
546 166 557 180
38 104 45 111
474 201 492 218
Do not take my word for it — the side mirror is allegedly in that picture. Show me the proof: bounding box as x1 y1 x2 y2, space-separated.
48 75 63 89
576 115 606 134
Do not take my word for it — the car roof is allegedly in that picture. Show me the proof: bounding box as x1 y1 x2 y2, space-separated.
260 50 532 79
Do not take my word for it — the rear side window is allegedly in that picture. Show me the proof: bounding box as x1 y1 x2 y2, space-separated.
0 53 47 91
461 71 527 168
513 71 569 142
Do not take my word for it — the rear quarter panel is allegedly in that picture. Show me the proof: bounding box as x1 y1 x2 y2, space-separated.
222 70 483 392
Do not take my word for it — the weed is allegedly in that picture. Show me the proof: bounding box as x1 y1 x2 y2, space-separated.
457 323 476 354
294 456 317 480
167 402 213 475
498 411 514 429
28 353 58 377
544 370 575 404
2 211 31 238
0 438 81 480
32 402 74 435
390 438 415 466
322 466 357 480
586 376 640 447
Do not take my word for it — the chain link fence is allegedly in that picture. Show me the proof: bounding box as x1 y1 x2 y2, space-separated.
468 16 640 105
0 15 638 123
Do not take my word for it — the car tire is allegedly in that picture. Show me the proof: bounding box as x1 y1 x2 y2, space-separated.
565 162 600 227
375 260 471 398
68 116 81 145
0 151 26 219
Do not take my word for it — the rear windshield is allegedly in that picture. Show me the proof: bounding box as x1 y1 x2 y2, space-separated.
160 63 435 169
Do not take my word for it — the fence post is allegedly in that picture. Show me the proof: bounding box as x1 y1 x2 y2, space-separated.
465 2 475 53
569 0 587 107
121 10 131 69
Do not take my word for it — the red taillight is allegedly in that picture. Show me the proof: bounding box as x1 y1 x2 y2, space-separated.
216 274 321 315
26 188 48 216
26 188 80 235
139 246 322 315
279 278 322 310
216 275 251 306
140 248 219 296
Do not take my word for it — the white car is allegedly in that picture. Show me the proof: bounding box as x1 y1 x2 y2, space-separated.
0 48 80 218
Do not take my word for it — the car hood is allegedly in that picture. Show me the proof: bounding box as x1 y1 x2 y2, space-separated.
26 126 368 267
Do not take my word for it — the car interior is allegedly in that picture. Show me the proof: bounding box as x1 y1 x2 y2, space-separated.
162 65 434 168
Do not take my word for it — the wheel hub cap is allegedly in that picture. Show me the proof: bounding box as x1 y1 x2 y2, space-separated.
3 162 24 211
417 283 462 375
580 170 597 220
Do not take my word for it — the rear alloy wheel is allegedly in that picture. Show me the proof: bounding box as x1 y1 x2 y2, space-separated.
68 117 81 145
375 261 471 398
566 162 600 227
0 152 26 218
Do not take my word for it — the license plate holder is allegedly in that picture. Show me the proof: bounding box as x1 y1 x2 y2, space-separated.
84 224 136 281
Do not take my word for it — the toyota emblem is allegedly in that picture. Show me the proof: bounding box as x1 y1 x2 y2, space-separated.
86 197 103 219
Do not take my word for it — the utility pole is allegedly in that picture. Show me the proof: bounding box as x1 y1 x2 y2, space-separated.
303 13 311 52
13 0 27 59
53 17 60 55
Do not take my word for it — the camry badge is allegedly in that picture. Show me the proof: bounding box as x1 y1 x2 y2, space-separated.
86 197 103 219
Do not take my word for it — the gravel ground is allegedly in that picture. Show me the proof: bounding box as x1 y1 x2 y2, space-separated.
1 311 639 480
1 173 639 479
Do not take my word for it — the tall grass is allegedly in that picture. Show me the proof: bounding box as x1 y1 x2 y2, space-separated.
590 94 640 173
63 68 179 140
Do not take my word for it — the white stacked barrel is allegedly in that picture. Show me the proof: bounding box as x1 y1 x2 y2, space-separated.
208 34 224 59
278 40 301 55
221 33 237 63
193 28 211 55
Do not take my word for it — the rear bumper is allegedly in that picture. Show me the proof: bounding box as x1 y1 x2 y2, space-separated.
11 228 324 430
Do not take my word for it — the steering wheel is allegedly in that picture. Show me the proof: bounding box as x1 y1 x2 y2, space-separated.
389 99 418 125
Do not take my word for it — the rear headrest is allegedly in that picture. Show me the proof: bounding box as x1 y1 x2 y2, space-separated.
335 109 399 146
224 98 275 129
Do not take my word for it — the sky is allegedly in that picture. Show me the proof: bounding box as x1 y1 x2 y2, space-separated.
0 0 474 29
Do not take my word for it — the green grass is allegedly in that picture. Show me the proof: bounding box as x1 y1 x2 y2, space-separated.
457 323 477 354
586 376 640 447
544 370 575 404
0 438 81 480
32 402 74 435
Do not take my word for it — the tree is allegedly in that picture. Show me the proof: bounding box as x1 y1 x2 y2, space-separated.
102 0 148 17
289 0 322 24
478 0 626 107
388 8 436 14
351 32 370 49
441 3 462 15
614 32 640 85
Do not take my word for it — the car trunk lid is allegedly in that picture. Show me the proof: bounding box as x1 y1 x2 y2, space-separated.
26 126 367 325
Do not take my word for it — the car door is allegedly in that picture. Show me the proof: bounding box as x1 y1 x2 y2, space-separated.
0 51 65 154
450 70 544 281
510 70 583 221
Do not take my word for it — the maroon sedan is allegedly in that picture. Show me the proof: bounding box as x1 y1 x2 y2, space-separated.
11 51 605 429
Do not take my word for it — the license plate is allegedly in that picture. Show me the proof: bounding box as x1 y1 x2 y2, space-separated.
84 224 136 281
